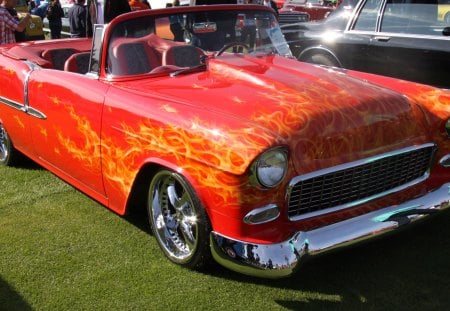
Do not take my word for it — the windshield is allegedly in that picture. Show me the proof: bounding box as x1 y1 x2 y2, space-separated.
107 8 292 76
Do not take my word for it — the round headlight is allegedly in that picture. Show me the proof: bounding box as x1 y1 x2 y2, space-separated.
252 148 288 188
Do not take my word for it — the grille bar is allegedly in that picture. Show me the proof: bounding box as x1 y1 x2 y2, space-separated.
278 12 310 26
287 143 436 221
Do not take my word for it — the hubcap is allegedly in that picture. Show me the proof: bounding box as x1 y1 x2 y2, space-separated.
150 171 199 263
0 125 9 162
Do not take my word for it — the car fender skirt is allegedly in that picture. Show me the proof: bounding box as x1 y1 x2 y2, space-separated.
210 183 450 279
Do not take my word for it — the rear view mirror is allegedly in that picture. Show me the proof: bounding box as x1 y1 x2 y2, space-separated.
192 22 217 34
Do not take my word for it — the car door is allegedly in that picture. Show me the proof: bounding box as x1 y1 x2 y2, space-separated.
26 69 109 198
338 0 384 71
366 0 450 88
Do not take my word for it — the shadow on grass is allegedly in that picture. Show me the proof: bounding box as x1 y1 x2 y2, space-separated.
203 210 450 310
11 155 43 171
122 200 152 234
0 277 32 310
12 155 449 309
119 185 450 311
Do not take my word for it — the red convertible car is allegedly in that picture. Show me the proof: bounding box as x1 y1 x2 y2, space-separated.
0 5 449 278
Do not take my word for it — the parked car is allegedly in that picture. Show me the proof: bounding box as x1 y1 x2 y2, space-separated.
16 0 45 41
438 0 450 24
279 0 340 21
1 4 449 279
274 0 286 8
282 0 450 89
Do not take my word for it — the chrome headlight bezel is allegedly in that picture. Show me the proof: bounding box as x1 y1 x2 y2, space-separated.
250 147 288 189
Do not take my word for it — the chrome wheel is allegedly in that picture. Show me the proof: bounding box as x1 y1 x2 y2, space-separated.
0 124 11 165
148 169 212 268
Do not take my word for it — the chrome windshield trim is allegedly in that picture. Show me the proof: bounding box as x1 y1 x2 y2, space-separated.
287 143 437 221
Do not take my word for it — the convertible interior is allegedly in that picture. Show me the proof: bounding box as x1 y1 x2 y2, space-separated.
1 34 206 77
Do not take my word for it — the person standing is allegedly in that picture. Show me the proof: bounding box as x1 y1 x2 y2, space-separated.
68 0 86 37
31 0 48 20
0 0 31 44
86 0 131 36
46 0 64 38
262 0 278 16
169 0 184 41
5 4 25 41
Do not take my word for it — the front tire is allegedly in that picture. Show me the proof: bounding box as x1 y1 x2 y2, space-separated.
147 169 213 270
302 52 339 67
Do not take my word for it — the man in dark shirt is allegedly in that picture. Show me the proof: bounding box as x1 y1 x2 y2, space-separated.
68 0 87 37
85 0 131 36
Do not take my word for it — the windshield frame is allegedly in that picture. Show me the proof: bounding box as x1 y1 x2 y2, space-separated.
100 5 292 79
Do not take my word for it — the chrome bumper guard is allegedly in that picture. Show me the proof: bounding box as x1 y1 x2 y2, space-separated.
210 183 450 279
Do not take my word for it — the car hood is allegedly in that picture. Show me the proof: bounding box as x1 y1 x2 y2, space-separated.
118 55 428 175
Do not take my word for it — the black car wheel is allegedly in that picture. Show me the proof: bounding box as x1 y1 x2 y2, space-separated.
0 123 22 166
148 169 213 270
302 52 340 67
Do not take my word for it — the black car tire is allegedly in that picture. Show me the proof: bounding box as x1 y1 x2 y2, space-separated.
302 52 339 67
147 169 213 270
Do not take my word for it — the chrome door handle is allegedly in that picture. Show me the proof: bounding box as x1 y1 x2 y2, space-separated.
373 36 391 42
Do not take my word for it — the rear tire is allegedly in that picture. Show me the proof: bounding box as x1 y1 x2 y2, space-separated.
0 123 23 167
147 169 213 270
302 52 339 67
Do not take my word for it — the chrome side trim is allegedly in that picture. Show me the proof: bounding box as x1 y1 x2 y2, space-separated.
210 182 450 279
0 96 25 111
0 61 47 120
0 96 47 120
287 143 436 221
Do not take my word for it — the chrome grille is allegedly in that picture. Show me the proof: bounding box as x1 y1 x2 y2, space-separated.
278 12 310 26
287 144 436 220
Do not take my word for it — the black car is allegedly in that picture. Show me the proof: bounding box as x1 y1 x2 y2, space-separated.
282 0 450 89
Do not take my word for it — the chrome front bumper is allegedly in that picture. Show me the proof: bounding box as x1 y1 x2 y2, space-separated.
210 183 450 279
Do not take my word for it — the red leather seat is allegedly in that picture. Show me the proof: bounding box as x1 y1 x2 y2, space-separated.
109 38 161 76
42 48 78 70
162 45 204 67
64 52 90 74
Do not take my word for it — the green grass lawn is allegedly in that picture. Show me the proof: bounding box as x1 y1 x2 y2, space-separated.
1 163 450 310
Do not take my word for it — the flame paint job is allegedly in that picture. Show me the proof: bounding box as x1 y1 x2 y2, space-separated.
0 8 449 246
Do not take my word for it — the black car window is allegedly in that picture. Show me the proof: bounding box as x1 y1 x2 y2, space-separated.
381 0 445 35
353 0 383 31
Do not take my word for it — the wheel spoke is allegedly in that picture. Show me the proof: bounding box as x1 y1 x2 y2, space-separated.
179 216 197 250
167 183 190 211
